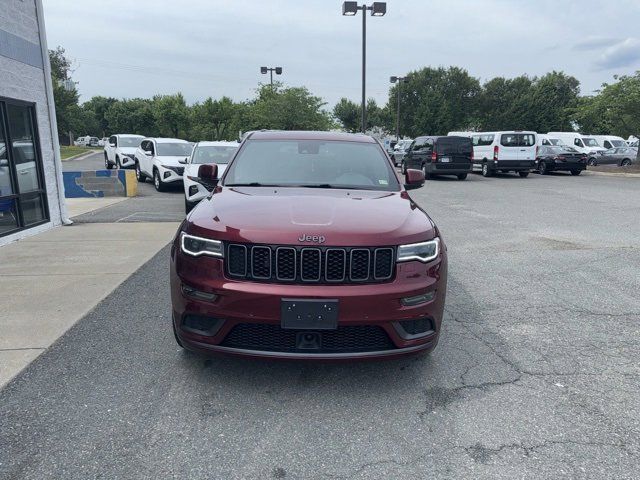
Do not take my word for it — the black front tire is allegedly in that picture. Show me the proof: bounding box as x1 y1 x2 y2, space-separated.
588 158 597 166
482 162 492 177
154 169 167 192
621 159 631 166
519 171 529 178
400 161 407 174
135 162 146 182
185 198 194 214
422 164 431 180
104 154 113 170
570 170 582 176
116 156 121 169
538 161 548 175
457 173 467 180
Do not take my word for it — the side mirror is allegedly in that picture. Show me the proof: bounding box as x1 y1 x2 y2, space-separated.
198 163 219 191
179 157 188 164
109 143 116 147
143 149 152 156
404 168 424 190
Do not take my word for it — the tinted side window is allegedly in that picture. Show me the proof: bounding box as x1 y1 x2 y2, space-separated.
110 136 117 146
574 138 583 147
604 140 612 149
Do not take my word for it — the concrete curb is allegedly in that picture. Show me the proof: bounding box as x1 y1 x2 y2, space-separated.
583 170 640 178
61 150 101 162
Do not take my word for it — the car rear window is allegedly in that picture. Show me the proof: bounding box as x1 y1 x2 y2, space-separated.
472 134 494 146
436 137 472 155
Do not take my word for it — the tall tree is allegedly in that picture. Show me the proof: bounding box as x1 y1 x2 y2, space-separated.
190 97 238 141
333 98 360 132
152 93 190 138
82 96 117 137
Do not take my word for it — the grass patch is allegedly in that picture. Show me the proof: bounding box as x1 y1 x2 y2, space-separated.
60 146 100 160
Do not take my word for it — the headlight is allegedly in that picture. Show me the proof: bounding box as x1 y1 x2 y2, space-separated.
181 233 223 258
397 238 440 263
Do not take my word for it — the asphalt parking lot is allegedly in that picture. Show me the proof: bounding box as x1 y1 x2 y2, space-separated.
1 172 638 479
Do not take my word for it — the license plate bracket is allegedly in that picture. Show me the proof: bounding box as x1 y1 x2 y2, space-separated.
281 299 339 330
440 156 451 163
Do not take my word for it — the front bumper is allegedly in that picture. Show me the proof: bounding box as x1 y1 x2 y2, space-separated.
425 163 472 175
158 165 184 183
120 155 136 168
545 161 587 172
183 177 208 204
170 241 447 360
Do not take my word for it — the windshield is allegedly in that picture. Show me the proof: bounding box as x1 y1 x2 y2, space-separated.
548 146 578 154
119 136 142 147
548 138 563 146
192 145 238 165
224 139 400 191
156 142 193 156
582 138 599 147
610 140 626 147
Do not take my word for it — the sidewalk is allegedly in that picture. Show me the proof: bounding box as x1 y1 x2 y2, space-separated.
0 220 179 387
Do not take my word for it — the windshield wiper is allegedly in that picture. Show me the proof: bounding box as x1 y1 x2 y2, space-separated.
225 182 269 187
298 184 335 189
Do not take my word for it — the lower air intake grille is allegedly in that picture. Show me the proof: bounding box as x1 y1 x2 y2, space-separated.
220 324 395 353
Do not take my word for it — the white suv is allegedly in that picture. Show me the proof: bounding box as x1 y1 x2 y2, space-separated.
104 134 144 169
183 141 238 213
134 138 193 192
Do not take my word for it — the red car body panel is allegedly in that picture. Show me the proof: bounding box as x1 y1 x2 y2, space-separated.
169 131 448 360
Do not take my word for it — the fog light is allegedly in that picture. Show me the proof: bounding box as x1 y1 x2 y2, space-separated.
182 284 217 302
401 291 435 306
182 315 224 336
189 185 198 196
164 171 171 179
398 317 434 336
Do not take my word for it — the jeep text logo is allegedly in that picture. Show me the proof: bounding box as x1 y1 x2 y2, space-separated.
298 234 326 244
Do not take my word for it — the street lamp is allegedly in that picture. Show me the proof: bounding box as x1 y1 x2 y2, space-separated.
260 66 283 87
390 75 408 141
342 2 387 133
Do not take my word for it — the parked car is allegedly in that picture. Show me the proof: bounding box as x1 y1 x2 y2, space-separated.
134 138 193 191
591 135 627 150
390 139 412 166
73 135 90 147
402 136 472 180
535 145 587 175
88 136 100 147
104 134 144 169
470 131 537 177
547 132 605 158
170 130 446 360
183 141 239 213
591 147 638 166
98 137 108 147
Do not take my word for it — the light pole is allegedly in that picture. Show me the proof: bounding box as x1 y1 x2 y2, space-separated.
342 2 387 133
260 66 283 88
390 75 408 141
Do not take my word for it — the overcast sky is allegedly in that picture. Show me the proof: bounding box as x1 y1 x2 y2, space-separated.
43 0 640 107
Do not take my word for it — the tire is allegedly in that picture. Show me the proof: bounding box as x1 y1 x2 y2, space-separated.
518 171 529 178
481 162 492 177
400 161 406 174
621 159 631 166
588 158 597 166
154 169 166 192
104 153 113 170
422 164 431 180
185 198 194 214
116 156 121 169
135 161 146 182
570 170 581 176
538 161 548 175
457 173 467 180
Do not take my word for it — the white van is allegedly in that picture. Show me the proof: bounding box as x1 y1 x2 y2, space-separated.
470 131 537 177
591 135 627 150
538 134 564 146
547 132 605 157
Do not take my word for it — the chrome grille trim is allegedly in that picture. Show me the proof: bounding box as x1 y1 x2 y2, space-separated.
373 247 394 280
227 244 248 277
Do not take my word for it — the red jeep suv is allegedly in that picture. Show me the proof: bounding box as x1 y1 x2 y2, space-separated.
170 131 447 360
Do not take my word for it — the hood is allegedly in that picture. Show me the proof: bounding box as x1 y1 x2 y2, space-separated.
119 147 138 155
186 187 435 247
185 163 228 178
157 155 189 167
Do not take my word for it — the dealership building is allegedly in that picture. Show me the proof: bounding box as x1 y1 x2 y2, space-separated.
0 0 69 246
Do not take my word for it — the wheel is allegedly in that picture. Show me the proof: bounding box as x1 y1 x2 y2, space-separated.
518 171 529 178
135 162 146 182
116 156 121 169
481 162 492 177
104 153 113 170
172 322 184 348
185 198 194 214
621 159 631 166
400 161 406 174
422 164 431 180
457 173 467 180
588 158 597 166
538 161 548 175
570 170 581 176
154 169 167 192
